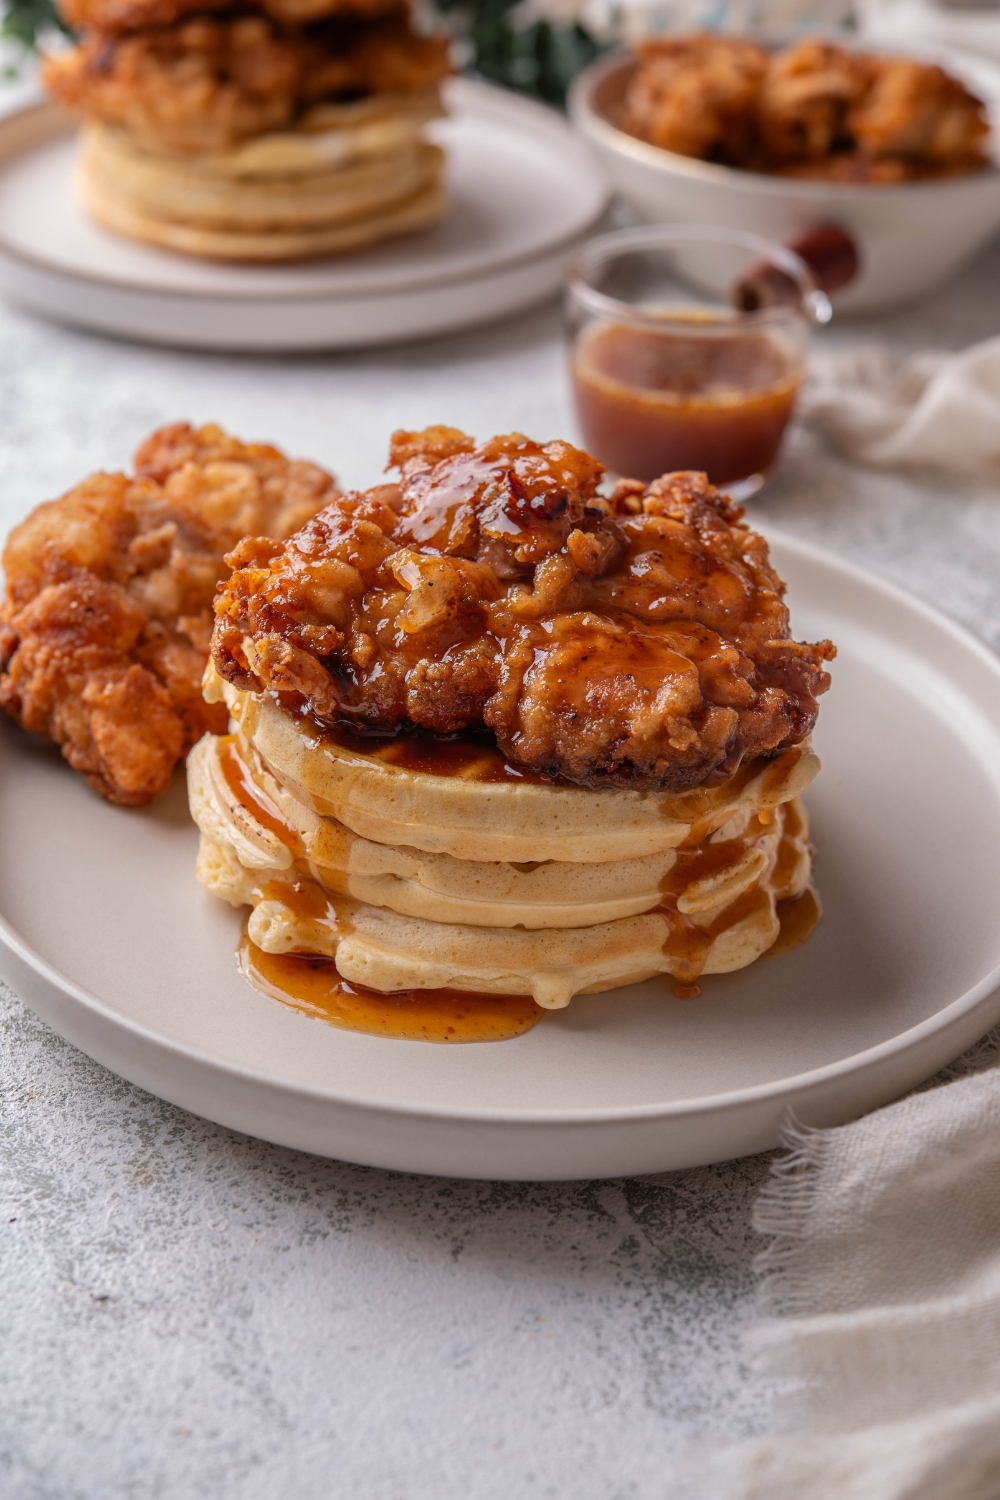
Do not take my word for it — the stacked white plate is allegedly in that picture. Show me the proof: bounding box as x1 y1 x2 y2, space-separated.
0 77 609 350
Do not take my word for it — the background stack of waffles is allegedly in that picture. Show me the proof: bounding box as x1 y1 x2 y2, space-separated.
44 0 452 260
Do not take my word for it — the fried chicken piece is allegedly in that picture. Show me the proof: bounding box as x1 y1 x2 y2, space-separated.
759 44 989 170
849 57 989 166
43 10 452 153
620 34 767 163
212 428 835 793
619 34 990 179
0 423 338 805
755 40 868 163
59 0 398 38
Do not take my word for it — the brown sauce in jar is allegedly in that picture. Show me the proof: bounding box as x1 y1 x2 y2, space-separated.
238 930 544 1043
571 321 800 485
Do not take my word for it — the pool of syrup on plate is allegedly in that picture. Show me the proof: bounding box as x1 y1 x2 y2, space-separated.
239 932 545 1043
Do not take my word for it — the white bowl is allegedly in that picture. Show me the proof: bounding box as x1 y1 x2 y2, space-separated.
568 47 1000 314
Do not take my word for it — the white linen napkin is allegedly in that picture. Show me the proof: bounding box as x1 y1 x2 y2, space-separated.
799 337 1000 477
671 1030 1000 1500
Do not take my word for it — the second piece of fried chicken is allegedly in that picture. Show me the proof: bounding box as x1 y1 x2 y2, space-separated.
850 55 990 166
0 423 338 805
43 11 453 154
59 0 399 38
212 427 835 793
619 34 768 164
755 39 868 163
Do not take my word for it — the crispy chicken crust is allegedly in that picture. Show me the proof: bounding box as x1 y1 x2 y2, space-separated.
43 10 451 153
0 423 338 806
212 427 835 793
619 34 768 163
621 34 990 180
59 0 399 37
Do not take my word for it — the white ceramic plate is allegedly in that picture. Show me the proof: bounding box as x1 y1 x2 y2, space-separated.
0 79 607 350
2 534 1000 1180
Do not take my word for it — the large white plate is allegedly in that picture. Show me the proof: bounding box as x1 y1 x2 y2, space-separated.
2 534 1000 1180
0 79 608 350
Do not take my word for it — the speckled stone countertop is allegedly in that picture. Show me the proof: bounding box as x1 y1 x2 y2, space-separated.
2 205 1000 1499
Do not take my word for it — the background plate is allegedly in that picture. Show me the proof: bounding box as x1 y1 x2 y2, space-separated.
2 534 1000 1179
0 79 608 350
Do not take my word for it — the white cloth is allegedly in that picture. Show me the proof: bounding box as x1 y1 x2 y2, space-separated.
800 337 1000 478
670 1032 1000 1499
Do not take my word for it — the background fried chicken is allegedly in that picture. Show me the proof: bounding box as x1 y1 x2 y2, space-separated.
0 423 338 806
60 0 398 37
620 34 990 180
212 427 835 794
756 39 867 163
44 9 451 153
619 35 768 163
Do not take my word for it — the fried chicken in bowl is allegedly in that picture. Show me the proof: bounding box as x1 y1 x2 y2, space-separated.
569 39 1000 312
615 35 990 180
0 423 338 806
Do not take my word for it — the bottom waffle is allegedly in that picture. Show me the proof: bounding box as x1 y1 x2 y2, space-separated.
81 163 447 263
78 104 448 263
194 797 813 1010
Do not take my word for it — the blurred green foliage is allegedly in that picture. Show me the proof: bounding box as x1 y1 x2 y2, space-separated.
0 0 601 104
2 0 66 51
436 0 603 106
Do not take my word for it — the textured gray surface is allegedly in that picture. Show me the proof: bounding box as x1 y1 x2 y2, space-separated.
1 217 1000 1498
0 981 770 1500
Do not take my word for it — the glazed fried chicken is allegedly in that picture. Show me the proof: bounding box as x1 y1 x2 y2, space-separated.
43 9 451 153
59 0 398 37
620 34 767 164
0 424 338 806
620 34 990 180
213 428 835 793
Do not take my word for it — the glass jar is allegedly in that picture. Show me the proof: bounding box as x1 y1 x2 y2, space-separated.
566 224 831 500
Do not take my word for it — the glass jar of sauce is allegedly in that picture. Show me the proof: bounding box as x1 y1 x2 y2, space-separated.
567 225 831 499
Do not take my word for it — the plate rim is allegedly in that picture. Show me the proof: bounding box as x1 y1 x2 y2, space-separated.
0 80 610 304
2 528 999 1128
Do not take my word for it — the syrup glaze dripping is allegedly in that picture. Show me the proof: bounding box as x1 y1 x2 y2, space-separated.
217 735 303 854
238 928 544 1044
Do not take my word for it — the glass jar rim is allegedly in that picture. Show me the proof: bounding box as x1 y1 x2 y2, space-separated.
568 224 832 331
